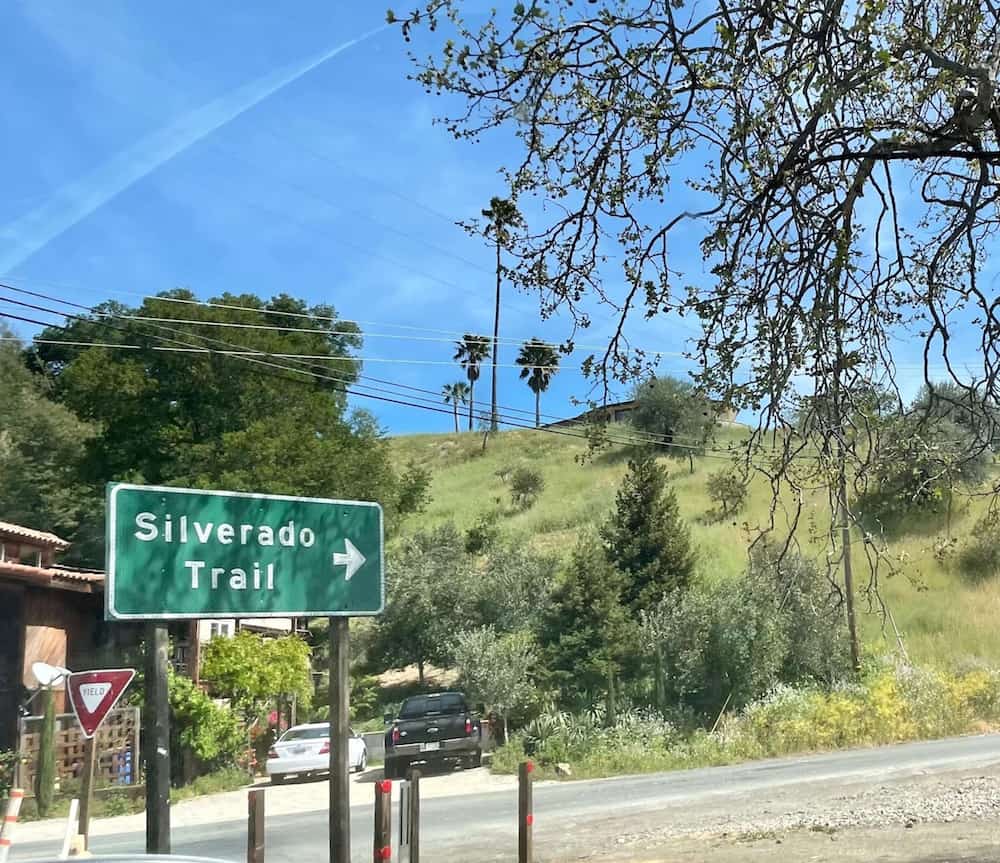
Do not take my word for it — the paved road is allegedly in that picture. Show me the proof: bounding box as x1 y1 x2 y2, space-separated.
12 734 1000 862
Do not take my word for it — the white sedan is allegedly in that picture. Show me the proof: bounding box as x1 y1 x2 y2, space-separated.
266 723 368 783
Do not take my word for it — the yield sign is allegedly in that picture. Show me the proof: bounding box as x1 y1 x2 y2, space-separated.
67 669 136 738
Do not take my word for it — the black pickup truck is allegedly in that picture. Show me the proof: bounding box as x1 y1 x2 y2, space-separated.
383 691 482 778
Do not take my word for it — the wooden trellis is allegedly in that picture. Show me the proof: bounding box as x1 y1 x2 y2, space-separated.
15 707 140 792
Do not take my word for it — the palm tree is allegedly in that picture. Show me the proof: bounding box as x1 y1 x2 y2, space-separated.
481 197 523 431
516 339 560 428
442 381 470 434
454 334 492 430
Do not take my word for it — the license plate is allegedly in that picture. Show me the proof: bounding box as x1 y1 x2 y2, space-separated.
420 742 441 752
293 745 306 754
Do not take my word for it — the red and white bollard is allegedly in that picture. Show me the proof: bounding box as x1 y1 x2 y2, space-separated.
0 788 24 863
374 779 392 862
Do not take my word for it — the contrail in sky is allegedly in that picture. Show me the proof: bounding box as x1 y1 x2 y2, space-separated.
0 25 387 274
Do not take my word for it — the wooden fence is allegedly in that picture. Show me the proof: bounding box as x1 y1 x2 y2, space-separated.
15 708 140 792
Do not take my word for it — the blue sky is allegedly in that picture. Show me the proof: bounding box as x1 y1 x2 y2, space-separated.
1 2 971 436
0 1 706 434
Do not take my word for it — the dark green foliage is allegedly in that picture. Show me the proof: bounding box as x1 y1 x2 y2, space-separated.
30 291 361 487
34 689 56 816
540 535 630 710
350 674 382 722
958 510 1000 583
509 466 545 509
0 332 101 564
368 524 472 682
630 376 715 458
706 466 748 519
601 454 694 613
394 460 433 519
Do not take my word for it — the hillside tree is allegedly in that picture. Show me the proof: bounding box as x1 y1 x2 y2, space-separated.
454 334 491 431
601 453 695 614
516 338 560 427
442 381 471 434
393 0 1000 667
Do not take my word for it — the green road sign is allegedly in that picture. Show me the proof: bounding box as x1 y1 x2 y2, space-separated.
106 484 383 620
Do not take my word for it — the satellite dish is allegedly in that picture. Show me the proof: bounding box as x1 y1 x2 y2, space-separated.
32 661 71 687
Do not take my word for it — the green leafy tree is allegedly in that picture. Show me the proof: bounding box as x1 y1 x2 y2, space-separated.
442 381 471 434
601 453 695 614
470 541 558 633
453 626 536 742
34 688 56 817
0 331 100 564
31 290 361 486
200 632 312 723
516 339 560 428
630 376 715 470
368 524 472 684
706 466 748 519
509 466 545 510
454 334 491 431
168 673 244 775
540 535 630 717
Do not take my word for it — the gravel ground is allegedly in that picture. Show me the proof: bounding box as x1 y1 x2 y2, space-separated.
570 768 1000 862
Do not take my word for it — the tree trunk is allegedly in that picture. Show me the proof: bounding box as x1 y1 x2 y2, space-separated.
838 466 862 672
491 239 501 431
535 389 541 429
453 404 459 435
417 660 425 686
468 381 475 431
654 649 666 715
503 713 509 746
688 452 694 474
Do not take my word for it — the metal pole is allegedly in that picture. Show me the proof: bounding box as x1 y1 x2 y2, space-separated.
373 779 391 863
398 780 410 863
407 768 420 863
247 788 265 863
77 735 97 847
328 617 350 862
144 622 171 854
518 761 534 863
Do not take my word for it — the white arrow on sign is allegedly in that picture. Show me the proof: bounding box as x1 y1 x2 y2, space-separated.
332 538 366 581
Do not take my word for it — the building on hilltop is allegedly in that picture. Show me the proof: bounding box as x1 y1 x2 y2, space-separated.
543 397 740 429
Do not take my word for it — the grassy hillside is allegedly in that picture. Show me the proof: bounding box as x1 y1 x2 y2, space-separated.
390 428 1000 669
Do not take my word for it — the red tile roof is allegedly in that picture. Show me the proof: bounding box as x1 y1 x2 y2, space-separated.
0 560 103 592
0 520 71 550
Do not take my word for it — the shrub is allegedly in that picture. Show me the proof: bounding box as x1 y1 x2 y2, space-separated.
169 673 245 772
465 510 502 554
509 466 545 509
958 509 1000 582
705 466 748 518
350 674 381 722
0 750 18 798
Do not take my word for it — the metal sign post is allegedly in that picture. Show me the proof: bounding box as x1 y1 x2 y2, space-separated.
106 483 386 862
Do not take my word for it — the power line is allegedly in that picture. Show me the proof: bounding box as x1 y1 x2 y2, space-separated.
1 306 750 458
0 293 753 453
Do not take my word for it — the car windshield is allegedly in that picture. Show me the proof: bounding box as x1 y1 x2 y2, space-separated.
399 694 465 718
280 726 329 741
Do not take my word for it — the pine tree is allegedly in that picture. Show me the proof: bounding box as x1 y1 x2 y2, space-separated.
540 535 629 716
601 452 695 614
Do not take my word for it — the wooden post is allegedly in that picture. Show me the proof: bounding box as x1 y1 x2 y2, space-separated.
518 761 534 863
373 779 391 862
329 618 350 862
188 621 201 685
77 735 97 847
407 768 420 863
144 623 171 854
247 788 265 863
